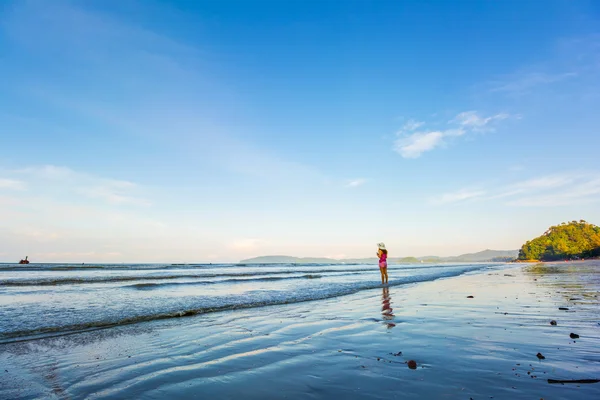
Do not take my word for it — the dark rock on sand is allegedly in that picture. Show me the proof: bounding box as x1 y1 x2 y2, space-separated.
550 320 557 326
536 353 545 360
467 295 474 298
569 333 579 339
407 360 417 369
558 307 569 310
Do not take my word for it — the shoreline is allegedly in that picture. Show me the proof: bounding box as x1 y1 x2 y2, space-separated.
1 262 599 399
512 258 600 263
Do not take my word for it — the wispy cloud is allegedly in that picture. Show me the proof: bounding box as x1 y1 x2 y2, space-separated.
394 111 510 158
0 178 26 190
506 176 600 207
401 119 424 131
1 0 324 187
346 178 366 188
487 34 600 96
452 111 510 131
430 189 487 205
430 172 600 207
395 131 446 159
10 165 151 206
489 72 578 95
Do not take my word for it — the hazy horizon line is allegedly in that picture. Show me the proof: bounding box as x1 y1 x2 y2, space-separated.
2 248 519 264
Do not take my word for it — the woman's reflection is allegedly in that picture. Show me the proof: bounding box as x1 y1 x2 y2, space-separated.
381 287 395 328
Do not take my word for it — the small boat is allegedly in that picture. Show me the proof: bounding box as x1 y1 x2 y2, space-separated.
18 256 30 264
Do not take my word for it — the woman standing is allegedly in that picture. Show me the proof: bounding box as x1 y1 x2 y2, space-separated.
377 243 388 285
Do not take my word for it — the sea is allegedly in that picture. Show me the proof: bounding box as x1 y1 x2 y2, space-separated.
0 262 506 344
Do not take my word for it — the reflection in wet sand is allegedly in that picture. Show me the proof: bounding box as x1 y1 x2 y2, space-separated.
524 261 600 304
381 287 396 328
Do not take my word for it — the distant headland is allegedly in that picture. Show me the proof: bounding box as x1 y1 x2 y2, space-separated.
517 220 600 262
240 249 518 264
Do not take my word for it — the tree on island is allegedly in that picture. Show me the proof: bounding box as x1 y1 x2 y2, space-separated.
518 220 600 261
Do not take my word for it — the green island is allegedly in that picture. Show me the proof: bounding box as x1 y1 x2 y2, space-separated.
518 220 600 261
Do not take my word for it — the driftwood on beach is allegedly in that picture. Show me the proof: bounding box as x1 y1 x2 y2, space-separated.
547 379 599 384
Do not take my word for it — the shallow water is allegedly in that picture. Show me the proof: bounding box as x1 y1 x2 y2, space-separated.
0 262 500 342
1 262 598 400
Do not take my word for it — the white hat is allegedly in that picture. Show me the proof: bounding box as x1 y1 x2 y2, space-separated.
377 242 386 250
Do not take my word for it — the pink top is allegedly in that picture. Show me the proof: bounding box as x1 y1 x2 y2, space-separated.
379 252 387 263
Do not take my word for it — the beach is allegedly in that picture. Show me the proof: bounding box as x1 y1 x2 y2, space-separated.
1 262 599 399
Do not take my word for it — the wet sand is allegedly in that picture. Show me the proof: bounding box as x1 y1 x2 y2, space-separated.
1 262 599 399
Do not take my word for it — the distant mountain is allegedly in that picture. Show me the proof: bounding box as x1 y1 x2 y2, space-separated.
239 249 518 264
441 249 518 262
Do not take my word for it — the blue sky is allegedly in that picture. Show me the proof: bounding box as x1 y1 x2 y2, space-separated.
1 0 599 262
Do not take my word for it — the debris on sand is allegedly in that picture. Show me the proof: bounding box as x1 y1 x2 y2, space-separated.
550 320 557 326
548 379 599 384
558 307 569 310
467 295 474 298
536 352 545 360
569 333 580 339
407 360 417 369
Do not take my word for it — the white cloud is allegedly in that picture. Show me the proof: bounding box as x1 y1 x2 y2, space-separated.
395 131 444 158
394 111 510 159
0 178 26 190
431 172 600 207
442 128 467 137
452 111 510 131
346 178 366 188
